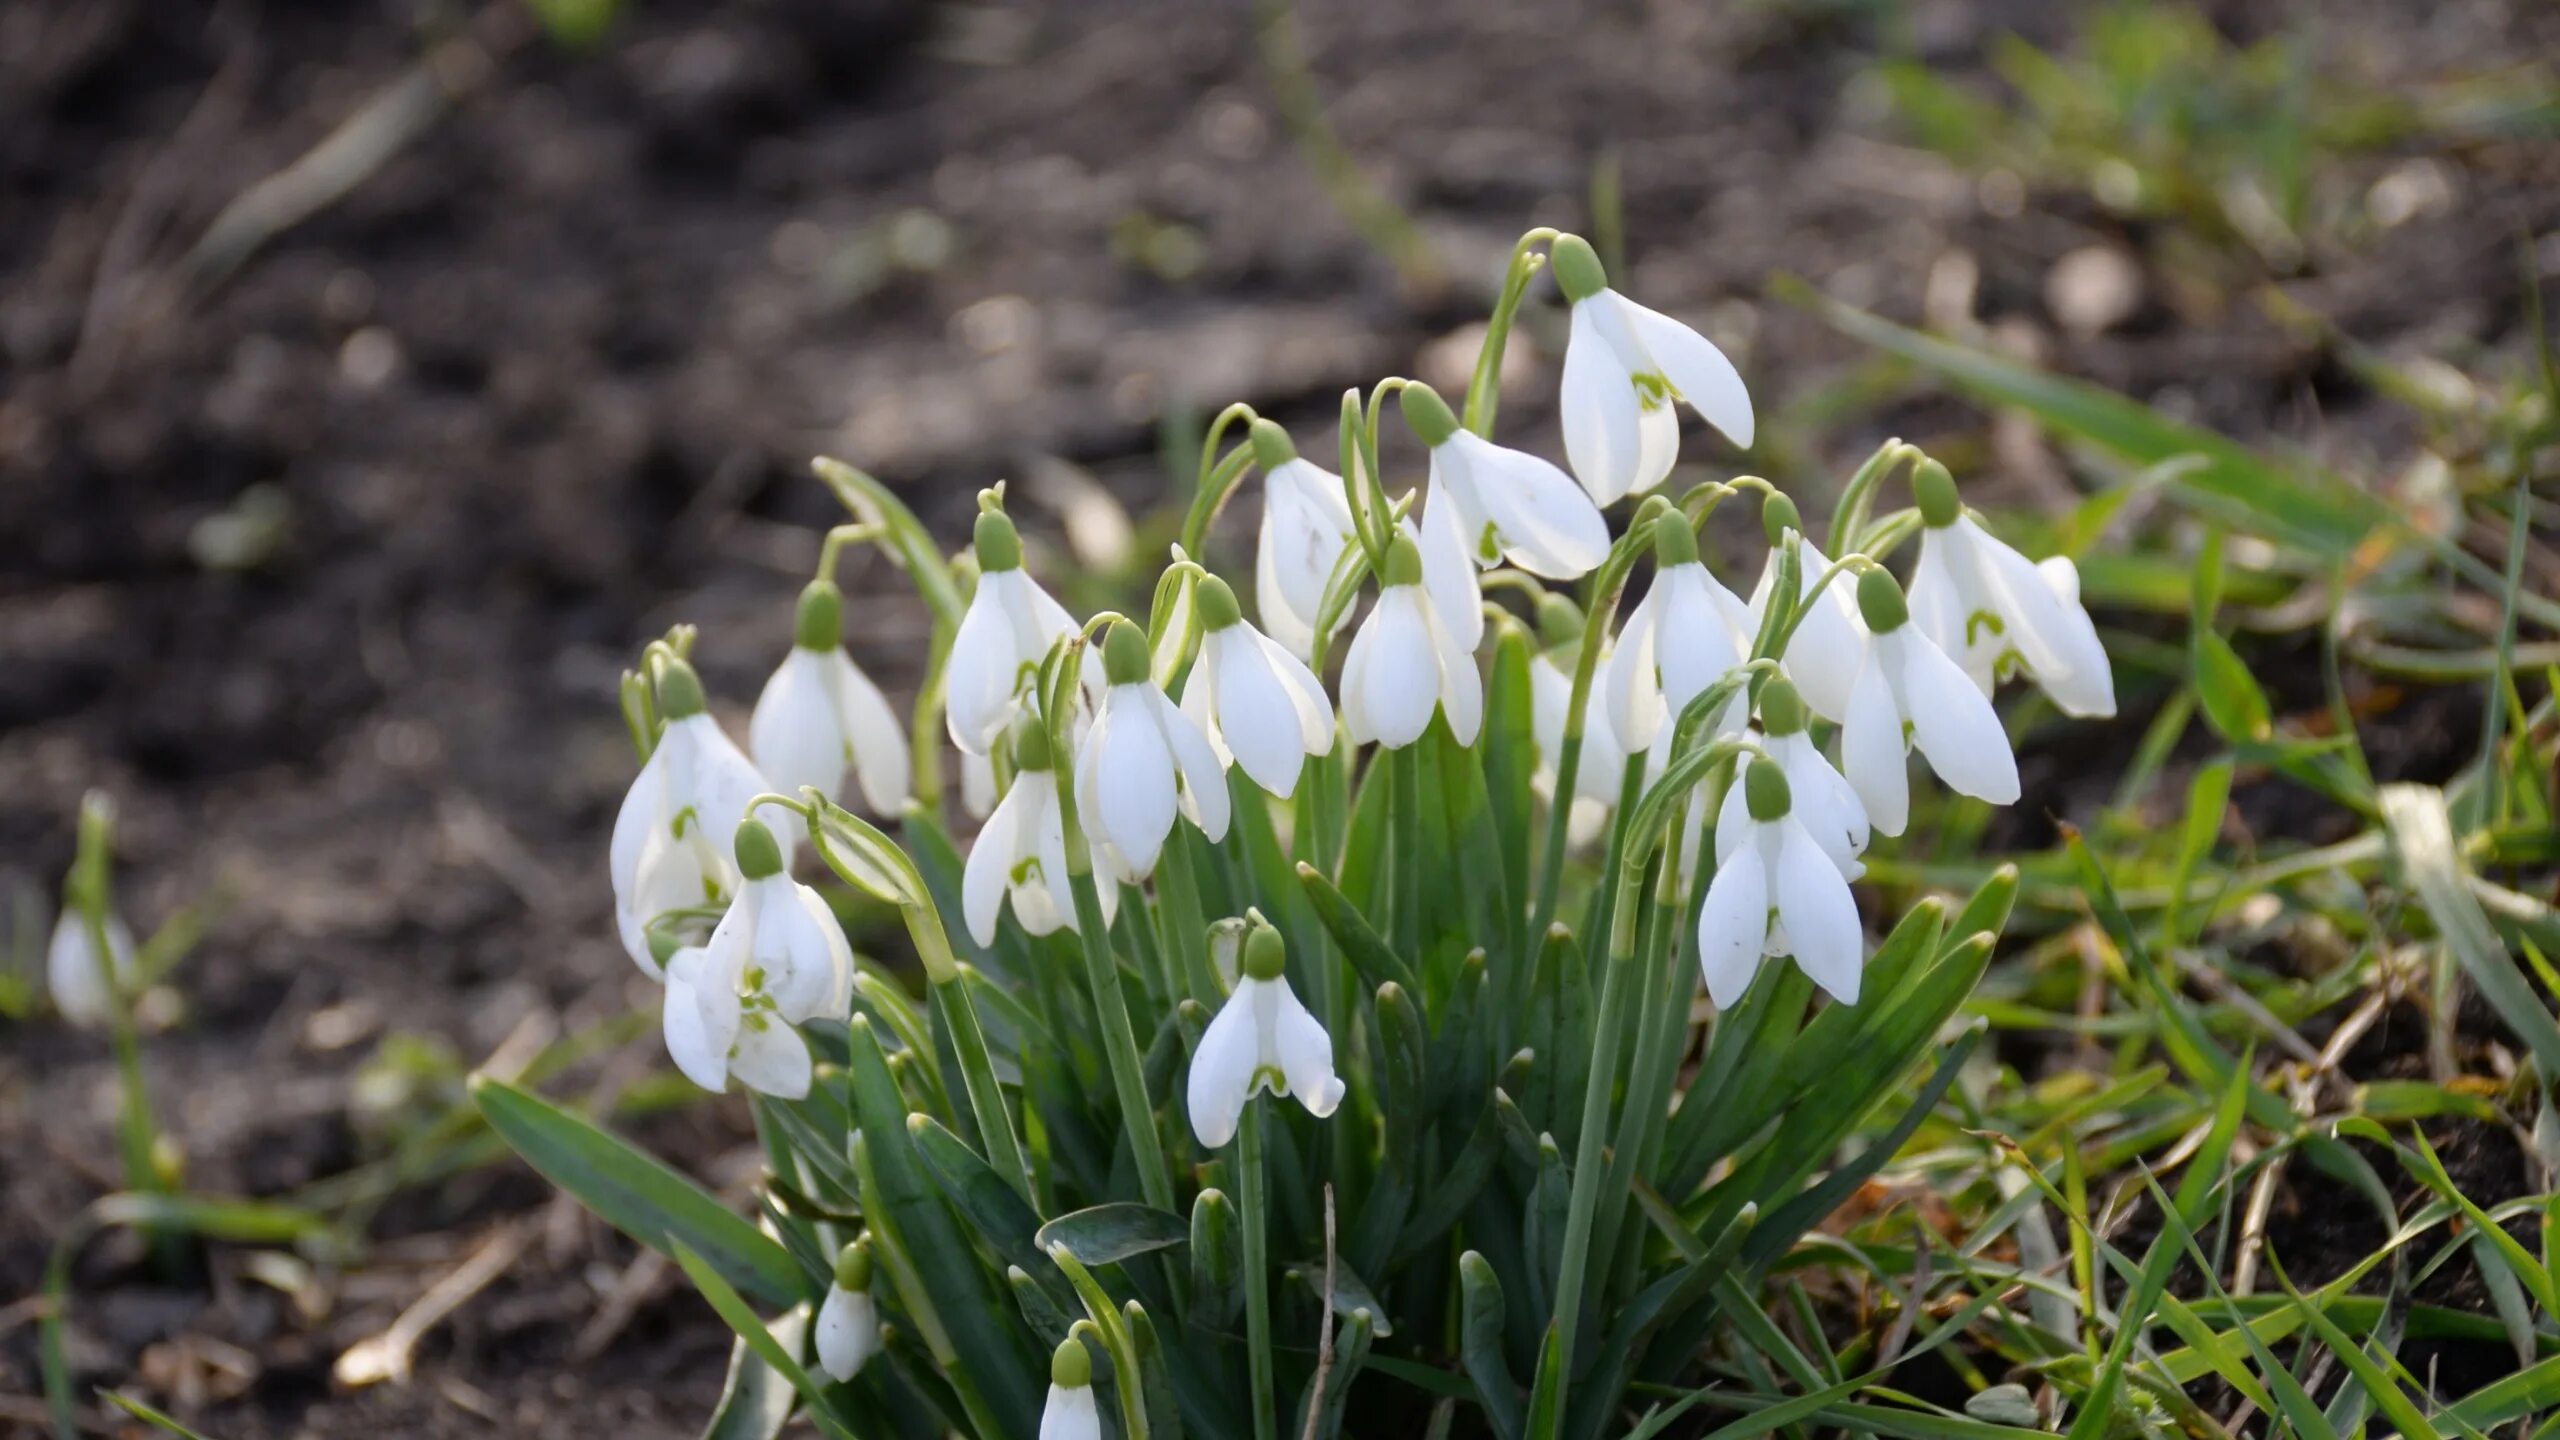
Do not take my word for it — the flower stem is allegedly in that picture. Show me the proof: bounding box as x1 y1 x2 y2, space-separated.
1464 227 1561 437
932 972 1037 1209
1392 740 1424 960
1056 822 1177 1215
1155 828 1219 1004
1238 1097 1278 1440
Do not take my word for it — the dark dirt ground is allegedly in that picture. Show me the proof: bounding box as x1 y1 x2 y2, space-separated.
5 0 2557 1435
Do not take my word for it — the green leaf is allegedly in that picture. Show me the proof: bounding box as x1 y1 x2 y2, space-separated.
2192 631 2272 744
1460 1251 1524 1440
670 1245 858 1440
1036 1202 1190 1266
700 1310 806 1440
102 1392 227 1440
2380 783 2560 1081
908 1114 1056 1288
1296 860 1423 996
471 1075 810 1307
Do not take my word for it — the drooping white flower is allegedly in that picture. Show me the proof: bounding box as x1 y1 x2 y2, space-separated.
960 748 999 820
1180 576 1334 798
1526 596 1626 847
610 658 772 974
1696 758 1864 1007
815 1241 881 1383
1840 570 2021 837
1905 461 2116 718
47 907 136 1030
1603 515 1756 759
946 509 1081 756
963 719 1115 944
1551 233 1755 504
1041 1339 1101 1440
1744 494 1869 724
1405 380 1609 655
1250 420 1359 662
660 819 841 1099
750 580 910 818
1186 925 1344 1149
1341 533 1483 749
1073 620 1231 883
1713 678 1866 882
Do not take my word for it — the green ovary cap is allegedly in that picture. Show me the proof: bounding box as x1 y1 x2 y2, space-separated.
974 509 1023 571
1383 533 1424 587
1050 1336 1092 1389
1744 756 1793 822
645 924 684 970
1549 232 1608 302
1534 593 1585 652
1248 417 1297 471
1101 619 1151 686
734 817 785 880
794 580 843 651
833 1239 872 1292
1912 459 1960 529
1009 711 1054 771
1241 923 1287 981
1653 513 1700 568
1196 574 1243 630
1399 381 1461 448
656 657 707 719
1760 492 1803 546
1757 677 1808 737
1856 569 1909 632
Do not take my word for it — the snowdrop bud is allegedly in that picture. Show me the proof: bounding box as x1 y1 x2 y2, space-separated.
752 587 912 817
1248 416 1296 472
948 506 1083 755
1856 570 1909 633
734 817 784 882
1182 576 1336 798
1075 619 1232 882
1534 593 1585 653
1186 922 1344 1147
816 1240 881 1383
1912 458 1961 529
1398 380 1462 448
46 909 136 1030
1341 533 1483 749
1042 1339 1099 1440
1548 232 1607 302
1760 492 1803 547
1758 675 1808 737
1743 756 1792 821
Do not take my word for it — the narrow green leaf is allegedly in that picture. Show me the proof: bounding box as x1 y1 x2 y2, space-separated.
472 1075 809 1306
2380 783 2560 1080
1037 1202 1190 1267
700 1310 806 1440
670 1245 858 1440
101 1392 226 1440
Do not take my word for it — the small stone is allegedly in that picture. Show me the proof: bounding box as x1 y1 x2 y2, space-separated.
2045 245 2143 338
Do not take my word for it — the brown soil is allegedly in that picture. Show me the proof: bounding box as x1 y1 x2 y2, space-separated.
4 0 2554 1434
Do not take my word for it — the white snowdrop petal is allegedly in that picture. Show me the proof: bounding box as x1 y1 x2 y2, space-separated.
1031 778 1083 935
1604 590 1666 754
1899 634 2022 806
727 1015 812 1099
1451 434 1611 580
1186 984 1262 1148
1653 569 1750 722
1270 980 1345 1119
609 747 670 915
1778 734 1868 879
1152 690 1232 843
1092 690 1179 876
661 950 729 1092
815 1286 878 1383
749 649 842 806
1612 292 1754 448
1840 651 1912 838
960 748 999 821
1357 591 1443 749
1906 531 1972 682
1042 1382 1102 1440
1713 778 1751 871
1258 629 1337 758
943 590 1020 754
1773 821 1864 1005
1562 299 1648 505
1429 596 1485 746
1418 471 1487 652
1260 459 1355 649
961 784 1022 947
1216 635 1307 797
46 911 132 1029
1779 539 1869 723
824 650 913 814
1969 528 2115 718
1695 841 1771 1008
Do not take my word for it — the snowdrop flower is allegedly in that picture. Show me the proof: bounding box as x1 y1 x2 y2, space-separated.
1041 1338 1101 1440
47 906 136 1030
1074 620 1231 883
1696 758 1864 1008
1841 570 2021 837
660 819 842 1099
610 658 771 973
1551 232 1755 504
1186 924 1344 1148
816 1241 882 1384
960 749 998 820
1604 515 1756 759
946 509 1079 755
1342 533 1483 749
964 719 1114 944
1714 678 1866 881
1527 595 1626 846
1181 575 1334 798
1404 380 1608 655
751 579 911 817
1744 494 1868 724
1250 419 1358 662
1907 460 2115 718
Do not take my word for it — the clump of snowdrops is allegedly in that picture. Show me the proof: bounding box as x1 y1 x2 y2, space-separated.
484 228 2117 1439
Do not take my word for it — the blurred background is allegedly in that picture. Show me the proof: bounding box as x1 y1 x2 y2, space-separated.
4 0 2556 1434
